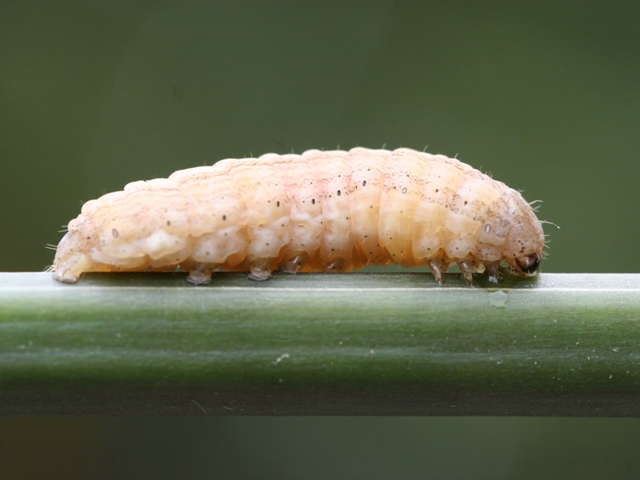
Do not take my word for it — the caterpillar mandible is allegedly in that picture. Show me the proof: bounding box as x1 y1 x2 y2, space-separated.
52 147 545 286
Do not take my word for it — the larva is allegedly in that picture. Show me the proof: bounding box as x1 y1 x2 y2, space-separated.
52 148 545 286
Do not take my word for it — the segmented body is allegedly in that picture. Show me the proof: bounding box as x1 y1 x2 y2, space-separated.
52 148 545 285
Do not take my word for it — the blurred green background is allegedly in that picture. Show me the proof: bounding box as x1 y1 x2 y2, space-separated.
1 1 639 478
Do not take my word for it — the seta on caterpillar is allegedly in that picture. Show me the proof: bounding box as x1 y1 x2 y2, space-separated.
52 147 546 286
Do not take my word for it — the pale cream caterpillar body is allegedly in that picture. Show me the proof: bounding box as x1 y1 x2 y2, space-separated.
52 147 545 285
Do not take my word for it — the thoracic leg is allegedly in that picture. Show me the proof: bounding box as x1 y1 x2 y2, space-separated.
486 263 503 283
427 258 448 284
458 260 477 287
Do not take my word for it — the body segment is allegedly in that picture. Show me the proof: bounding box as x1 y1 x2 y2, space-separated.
52 148 545 285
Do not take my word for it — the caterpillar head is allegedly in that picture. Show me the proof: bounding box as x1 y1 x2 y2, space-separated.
502 211 545 277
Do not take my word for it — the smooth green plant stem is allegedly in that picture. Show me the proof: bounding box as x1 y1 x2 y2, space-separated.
0 272 639 416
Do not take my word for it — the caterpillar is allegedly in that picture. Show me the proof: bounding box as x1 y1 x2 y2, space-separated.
52 147 545 286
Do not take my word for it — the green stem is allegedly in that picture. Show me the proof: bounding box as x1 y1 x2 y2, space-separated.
1 272 639 416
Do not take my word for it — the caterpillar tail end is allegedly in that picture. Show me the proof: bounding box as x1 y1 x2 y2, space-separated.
51 253 91 283
52 270 79 284
51 232 92 284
